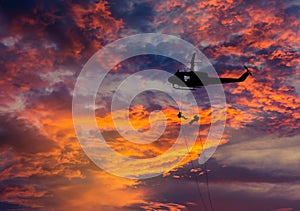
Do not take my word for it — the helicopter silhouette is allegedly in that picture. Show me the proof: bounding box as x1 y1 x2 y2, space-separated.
168 53 252 90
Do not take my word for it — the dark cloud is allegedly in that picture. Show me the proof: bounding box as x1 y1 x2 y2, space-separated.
0 202 29 210
109 0 155 32
285 5 300 18
27 83 72 112
0 0 67 38
0 115 58 153
212 132 300 176
0 0 123 71
168 158 300 185
140 175 300 211
139 156 300 210
0 0 36 17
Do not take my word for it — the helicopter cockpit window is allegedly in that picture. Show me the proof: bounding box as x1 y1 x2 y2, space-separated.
184 75 190 82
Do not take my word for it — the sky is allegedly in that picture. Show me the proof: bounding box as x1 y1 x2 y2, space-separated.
0 0 299 210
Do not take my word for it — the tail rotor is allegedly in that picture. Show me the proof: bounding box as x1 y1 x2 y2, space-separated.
244 65 253 76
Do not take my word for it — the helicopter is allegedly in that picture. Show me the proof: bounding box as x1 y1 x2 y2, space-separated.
168 53 252 90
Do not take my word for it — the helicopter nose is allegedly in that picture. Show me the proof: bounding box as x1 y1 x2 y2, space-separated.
168 76 176 84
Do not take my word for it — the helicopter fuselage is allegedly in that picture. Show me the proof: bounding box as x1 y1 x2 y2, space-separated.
168 71 208 88
168 68 251 89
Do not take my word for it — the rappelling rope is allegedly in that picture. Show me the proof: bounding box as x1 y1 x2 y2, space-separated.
178 90 208 211
199 130 214 211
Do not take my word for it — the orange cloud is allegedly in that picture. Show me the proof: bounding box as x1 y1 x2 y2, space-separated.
45 170 146 211
141 201 187 211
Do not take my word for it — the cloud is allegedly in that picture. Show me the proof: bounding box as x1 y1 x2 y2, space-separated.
137 170 300 211
0 0 124 116
213 134 300 176
139 201 188 210
0 115 58 154
40 169 145 211
109 0 156 33
0 102 148 210
0 161 146 210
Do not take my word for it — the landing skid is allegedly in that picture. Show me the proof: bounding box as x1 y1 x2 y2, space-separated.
172 84 198 90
